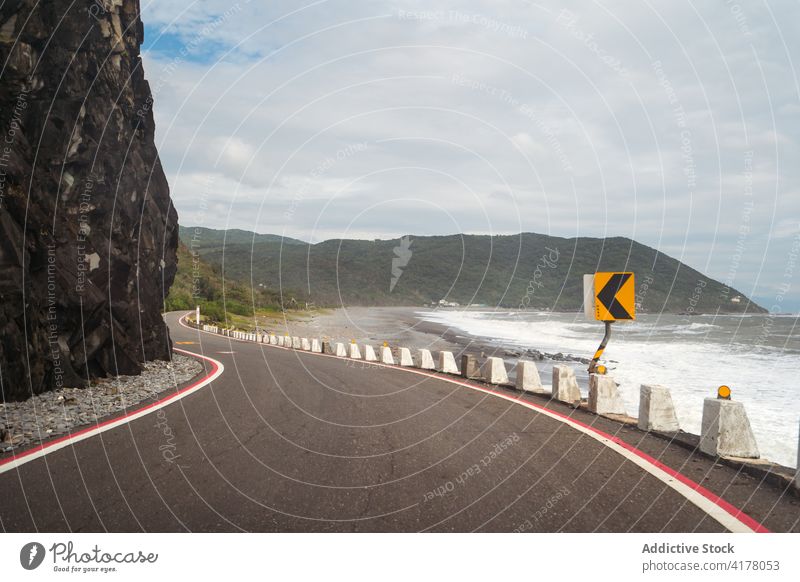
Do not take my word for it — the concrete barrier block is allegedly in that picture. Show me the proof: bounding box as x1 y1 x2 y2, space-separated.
269 335 277 345
364 345 378 362
638 384 680 432
381 346 395 365
481 357 509 385
516 360 544 393
417 349 435 370
461 354 481 379
349 342 362 359
292 337 301 349
335 343 347 357
552 365 581 405
311 339 322 353
301 338 311 350
399 347 413 366
588 374 626 415
438 351 459 374
700 398 759 458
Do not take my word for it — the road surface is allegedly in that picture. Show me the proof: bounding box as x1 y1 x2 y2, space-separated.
1 312 798 532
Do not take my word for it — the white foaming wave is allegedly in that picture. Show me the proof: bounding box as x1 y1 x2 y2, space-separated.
417 309 800 468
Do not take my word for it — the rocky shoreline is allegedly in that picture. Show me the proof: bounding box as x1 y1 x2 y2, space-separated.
0 354 203 454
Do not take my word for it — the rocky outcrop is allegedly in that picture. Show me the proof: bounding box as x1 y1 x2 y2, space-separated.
0 0 178 401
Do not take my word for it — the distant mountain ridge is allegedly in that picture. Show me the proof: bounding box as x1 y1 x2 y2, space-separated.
179 226 305 251
180 227 764 314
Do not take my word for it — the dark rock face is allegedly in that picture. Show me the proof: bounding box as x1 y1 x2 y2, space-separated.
0 0 178 401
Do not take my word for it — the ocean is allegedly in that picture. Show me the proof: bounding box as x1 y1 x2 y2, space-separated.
416 309 800 468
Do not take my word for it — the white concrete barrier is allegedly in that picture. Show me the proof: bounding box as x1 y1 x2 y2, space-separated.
417 349 435 370
381 346 395 365
588 374 626 415
399 347 413 366
552 365 581 405
364 345 378 362
335 343 347 357
638 384 680 432
311 339 322 353
292 337 301 349
700 398 759 458
349 342 362 359
482 357 509 385
269 335 277 345
438 351 459 374
461 355 481 379
516 360 544 393
276 336 283 346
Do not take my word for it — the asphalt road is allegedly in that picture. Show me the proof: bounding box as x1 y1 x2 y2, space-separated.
1 312 798 532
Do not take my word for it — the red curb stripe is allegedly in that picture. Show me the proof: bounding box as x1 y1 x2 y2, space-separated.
0 348 220 469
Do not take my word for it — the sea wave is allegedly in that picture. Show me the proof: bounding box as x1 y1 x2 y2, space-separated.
416 309 800 468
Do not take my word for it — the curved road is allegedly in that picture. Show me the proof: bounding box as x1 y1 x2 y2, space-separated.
1 312 798 532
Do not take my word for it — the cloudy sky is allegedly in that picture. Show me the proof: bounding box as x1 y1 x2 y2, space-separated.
140 0 800 311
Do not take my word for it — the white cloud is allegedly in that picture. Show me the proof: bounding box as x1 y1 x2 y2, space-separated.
141 0 800 305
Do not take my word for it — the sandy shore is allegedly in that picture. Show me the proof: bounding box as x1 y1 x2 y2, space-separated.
258 306 588 384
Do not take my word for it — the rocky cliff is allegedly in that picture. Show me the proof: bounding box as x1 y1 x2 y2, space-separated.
0 0 178 401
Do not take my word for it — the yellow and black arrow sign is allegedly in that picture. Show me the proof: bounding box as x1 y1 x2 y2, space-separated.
594 272 635 321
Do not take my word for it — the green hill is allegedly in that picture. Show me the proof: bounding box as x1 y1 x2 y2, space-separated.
180 228 764 314
165 242 307 323
179 226 305 251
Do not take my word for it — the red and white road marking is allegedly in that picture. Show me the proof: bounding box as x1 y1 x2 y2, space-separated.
187 314 769 533
0 348 224 475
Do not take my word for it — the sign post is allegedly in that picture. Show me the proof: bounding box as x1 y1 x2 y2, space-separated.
584 272 635 374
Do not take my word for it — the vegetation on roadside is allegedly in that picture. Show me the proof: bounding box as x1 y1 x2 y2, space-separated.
164 242 309 325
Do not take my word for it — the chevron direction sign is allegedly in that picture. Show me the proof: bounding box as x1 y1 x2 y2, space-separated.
583 272 636 321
